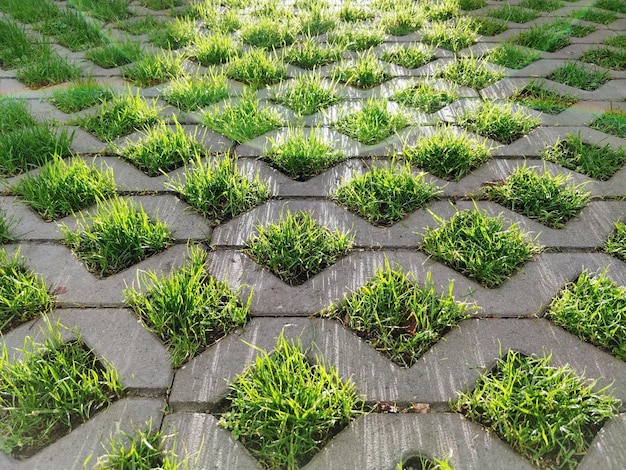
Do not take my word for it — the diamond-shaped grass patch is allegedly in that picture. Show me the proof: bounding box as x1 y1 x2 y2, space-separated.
391 81 457 114
421 207 541 288
61 197 172 277
324 262 471 367
457 101 540 144
510 82 577 115
332 51 392 89
271 74 342 116
332 163 439 226
0 325 123 459
543 134 626 181
124 246 250 368
453 350 619 469
245 211 353 286
0 249 54 334
605 221 626 262
590 108 626 138
547 269 626 361
13 156 116 221
481 165 590 228
218 334 362 469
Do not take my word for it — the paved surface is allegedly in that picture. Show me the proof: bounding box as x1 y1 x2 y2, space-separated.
1 0 626 468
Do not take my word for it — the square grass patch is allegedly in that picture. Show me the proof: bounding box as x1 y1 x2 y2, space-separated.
116 119 207 176
453 351 619 469
48 80 114 113
167 152 269 224
61 197 172 277
605 222 626 262
590 108 626 138
510 82 577 115
225 49 287 89
332 52 392 90
324 264 469 367
421 208 540 287
482 165 590 228
380 45 435 70
543 135 626 180
13 156 116 221
392 81 457 114
75 92 160 142
400 127 491 181
0 249 54 333
203 92 283 143
265 127 345 180
271 74 342 116
439 57 504 90
547 269 626 361
486 43 540 70
333 163 439 226
333 99 410 146
162 72 229 112
218 334 362 469
547 62 611 91
245 211 353 286
0 328 124 459
581 47 626 71
124 246 249 368
457 101 541 144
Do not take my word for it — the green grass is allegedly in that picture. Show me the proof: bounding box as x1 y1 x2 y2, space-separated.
117 119 206 176
85 40 144 69
37 7 104 52
225 49 286 89
283 39 343 69
116 16 163 35
265 127 345 180
605 34 626 48
474 17 508 36
453 351 618 469
0 326 123 458
334 98 410 145
486 43 541 69
240 16 297 49
0 124 74 177
0 18 46 69
245 211 353 285
424 0 461 20
140 0 181 9
439 57 504 90
381 4 424 36
325 263 469 367
13 156 116 221
0 210 14 245
167 152 270 223
70 0 131 21
272 74 341 116
547 269 626 361
593 0 626 13
487 5 539 23
190 32 242 66
0 97 36 132
381 45 435 69
421 208 539 287
124 246 249 367
396 455 452 470
460 0 487 10
543 134 626 180
401 127 491 181
0 0 60 23
591 108 626 138
548 62 611 91
569 23 597 38
605 222 626 262
510 81 577 114
149 17 197 49
333 163 439 225
121 51 185 87
61 197 172 277
203 91 283 143
0 250 54 333
482 165 590 228
457 101 541 144
16 49 81 88
392 81 457 114
338 1 374 22
48 80 114 113
298 6 337 35
420 17 478 52
581 47 626 70
162 72 229 112
77 91 159 142
571 7 618 24
329 24 385 52
219 334 362 469
514 19 573 52
519 0 563 11
332 51 392 89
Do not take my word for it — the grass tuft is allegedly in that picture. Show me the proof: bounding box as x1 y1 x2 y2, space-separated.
421 207 539 287
457 101 540 144
510 81 577 114
240 16 297 49
16 49 81 88
225 49 286 89
547 62 611 91
271 74 342 116
325 263 469 367
283 39 343 69
605 222 626 262
439 56 504 90
487 5 539 23
334 98 409 145
85 40 143 69
486 43 540 69
381 45 435 70
482 165 590 228
590 108 626 138
245 211 353 285
453 350 619 469
162 72 229 112
190 32 242 67
149 17 197 49
61 197 172 277
392 81 457 114
332 52 392 89
124 246 250 367
581 47 626 71
420 17 478 52
121 51 185 88
333 163 439 225
514 19 573 52
48 80 114 113
329 24 385 52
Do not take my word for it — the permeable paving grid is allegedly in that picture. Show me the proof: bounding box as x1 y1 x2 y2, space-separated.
1 0 626 468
